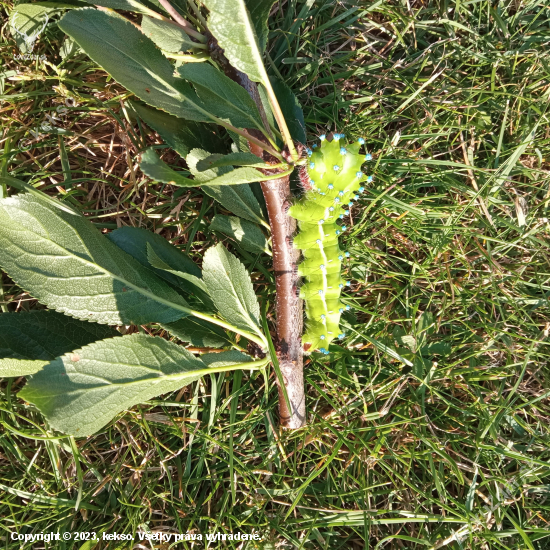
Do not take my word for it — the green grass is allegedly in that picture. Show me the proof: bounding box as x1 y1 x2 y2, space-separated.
1 0 550 548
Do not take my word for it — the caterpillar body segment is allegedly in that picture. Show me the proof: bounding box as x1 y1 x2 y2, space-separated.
288 134 371 354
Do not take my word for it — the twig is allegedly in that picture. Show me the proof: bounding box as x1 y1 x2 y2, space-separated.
224 124 283 161
257 163 305 428
155 0 206 42
207 33 305 429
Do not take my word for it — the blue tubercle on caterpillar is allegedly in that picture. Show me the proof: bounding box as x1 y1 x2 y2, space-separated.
288 135 373 353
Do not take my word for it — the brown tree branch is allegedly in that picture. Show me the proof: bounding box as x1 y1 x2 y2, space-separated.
258 169 305 428
207 33 306 428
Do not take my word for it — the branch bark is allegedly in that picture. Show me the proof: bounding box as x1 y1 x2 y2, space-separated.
207 34 306 428
258 169 305 428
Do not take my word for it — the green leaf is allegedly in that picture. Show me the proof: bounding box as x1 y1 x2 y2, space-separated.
23 1 88 6
107 226 216 315
191 155 265 186
146 244 216 311
161 317 231 348
422 342 451 356
229 131 251 154
58 9 209 123
393 327 416 353
82 0 163 16
59 36 81 59
0 194 189 326
196 152 272 171
200 349 254 368
107 225 201 281
196 166 265 186
141 15 196 53
145 245 206 288
129 100 226 158
202 243 263 342
0 359 50 377
19 333 255 436
107 227 202 302
210 215 269 255
249 180 269 220
257 83 276 133
417 311 435 336
202 0 297 158
0 175 79 216
140 147 197 187
202 0 270 87
245 0 277 53
178 63 264 132
141 148 265 187
187 149 266 226
0 310 119 377
9 3 58 54
270 76 306 144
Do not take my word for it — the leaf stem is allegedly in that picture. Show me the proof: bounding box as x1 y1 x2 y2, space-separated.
185 307 267 349
260 166 294 180
187 0 208 29
195 358 270 376
119 0 169 21
263 81 299 162
163 52 210 62
222 123 284 161
155 0 207 42
113 358 270 384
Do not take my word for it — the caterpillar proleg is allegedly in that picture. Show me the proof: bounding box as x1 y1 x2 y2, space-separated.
288 134 372 354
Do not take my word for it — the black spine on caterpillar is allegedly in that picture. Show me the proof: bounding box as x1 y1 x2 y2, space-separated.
288 134 373 354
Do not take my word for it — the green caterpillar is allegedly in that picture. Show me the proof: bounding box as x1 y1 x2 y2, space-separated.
288 134 373 355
